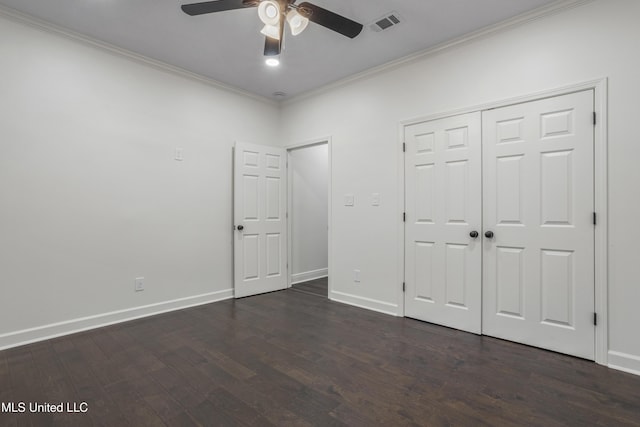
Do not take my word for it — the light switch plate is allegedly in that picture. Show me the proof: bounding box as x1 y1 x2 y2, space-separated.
372 193 380 206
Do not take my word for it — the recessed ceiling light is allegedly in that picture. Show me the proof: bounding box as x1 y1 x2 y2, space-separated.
265 58 280 67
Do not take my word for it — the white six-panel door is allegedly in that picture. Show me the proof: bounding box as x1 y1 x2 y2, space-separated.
404 112 482 334
234 142 287 298
404 91 595 359
482 91 595 359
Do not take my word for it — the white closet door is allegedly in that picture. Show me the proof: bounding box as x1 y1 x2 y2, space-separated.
482 90 595 359
234 142 287 298
404 112 482 334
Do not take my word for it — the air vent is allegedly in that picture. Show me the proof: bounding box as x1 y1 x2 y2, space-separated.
369 11 402 32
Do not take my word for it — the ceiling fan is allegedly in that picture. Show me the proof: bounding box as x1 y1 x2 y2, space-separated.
181 0 363 62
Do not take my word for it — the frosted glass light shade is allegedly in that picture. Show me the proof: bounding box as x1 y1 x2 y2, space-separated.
286 10 309 36
258 1 280 26
261 24 280 40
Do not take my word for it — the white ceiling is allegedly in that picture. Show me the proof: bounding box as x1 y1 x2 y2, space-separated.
0 0 559 100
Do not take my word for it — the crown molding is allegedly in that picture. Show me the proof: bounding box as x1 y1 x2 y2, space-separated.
0 4 277 107
283 0 595 106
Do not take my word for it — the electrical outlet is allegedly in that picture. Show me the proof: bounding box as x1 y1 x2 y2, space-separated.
372 193 380 206
174 148 184 161
135 277 144 292
354 269 361 283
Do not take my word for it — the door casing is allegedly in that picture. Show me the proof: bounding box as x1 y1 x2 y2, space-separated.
285 137 333 293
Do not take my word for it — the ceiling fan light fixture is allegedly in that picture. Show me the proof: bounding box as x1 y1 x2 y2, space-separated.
260 24 281 41
258 0 280 26
286 9 309 36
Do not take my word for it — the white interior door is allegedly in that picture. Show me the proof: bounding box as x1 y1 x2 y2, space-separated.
234 142 287 298
404 112 482 334
482 90 595 359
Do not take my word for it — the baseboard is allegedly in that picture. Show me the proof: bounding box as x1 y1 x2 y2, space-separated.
0 288 234 351
291 268 328 284
608 351 640 376
329 290 400 317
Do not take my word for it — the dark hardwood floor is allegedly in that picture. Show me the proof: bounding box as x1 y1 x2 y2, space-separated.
290 277 328 298
1 282 640 426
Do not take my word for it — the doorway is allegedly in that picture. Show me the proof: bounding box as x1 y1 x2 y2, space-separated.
287 141 330 297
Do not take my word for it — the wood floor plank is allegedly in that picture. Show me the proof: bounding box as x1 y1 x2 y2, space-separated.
217 379 313 427
291 279 328 298
102 378 166 426
147 366 207 412
0 353 19 427
205 388 276 427
187 398 237 427
165 411 198 427
1 278 640 426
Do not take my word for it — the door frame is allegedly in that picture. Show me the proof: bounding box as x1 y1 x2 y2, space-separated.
285 137 332 295
398 78 609 365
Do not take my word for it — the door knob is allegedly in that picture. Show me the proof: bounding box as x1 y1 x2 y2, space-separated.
469 231 479 239
237 225 244 231
485 230 494 239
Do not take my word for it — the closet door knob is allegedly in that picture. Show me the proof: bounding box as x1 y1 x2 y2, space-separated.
469 231 479 239
484 231 494 239
237 225 244 231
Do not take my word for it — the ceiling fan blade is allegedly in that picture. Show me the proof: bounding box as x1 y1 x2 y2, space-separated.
264 37 281 56
181 0 257 16
298 2 363 39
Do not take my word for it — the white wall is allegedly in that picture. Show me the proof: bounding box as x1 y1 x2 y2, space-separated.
0 12 280 348
290 143 328 283
281 0 640 374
